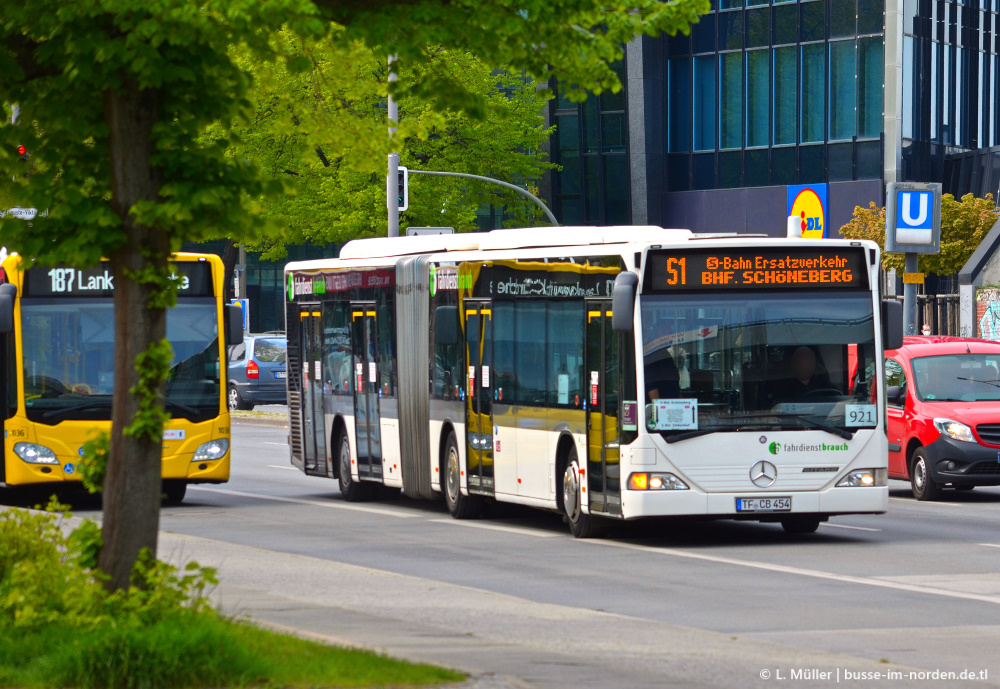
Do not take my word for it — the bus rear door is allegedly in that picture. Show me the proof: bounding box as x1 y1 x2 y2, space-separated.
464 300 494 495
586 302 622 516
351 303 382 481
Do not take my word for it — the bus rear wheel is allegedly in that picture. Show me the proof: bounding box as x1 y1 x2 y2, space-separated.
443 431 483 519
337 430 374 502
562 448 597 539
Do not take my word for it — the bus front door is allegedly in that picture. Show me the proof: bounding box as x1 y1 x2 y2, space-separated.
351 304 382 481
586 302 622 516
300 306 327 476
464 301 494 495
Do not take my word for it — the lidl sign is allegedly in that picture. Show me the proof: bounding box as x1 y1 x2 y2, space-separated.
786 184 828 238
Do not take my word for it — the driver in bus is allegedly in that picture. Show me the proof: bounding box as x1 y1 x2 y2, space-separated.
777 346 830 400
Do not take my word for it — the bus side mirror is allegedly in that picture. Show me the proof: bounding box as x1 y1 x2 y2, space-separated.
435 306 460 345
225 303 244 346
0 284 16 334
612 273 638 333
882 300 903 351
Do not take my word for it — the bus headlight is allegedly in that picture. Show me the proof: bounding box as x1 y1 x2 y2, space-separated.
14 442 59 465
628 472 689 490
933 418 975 443
836 468 887 487
193 439 229 462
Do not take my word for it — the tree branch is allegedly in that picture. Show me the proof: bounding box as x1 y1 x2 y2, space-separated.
4 34 61 81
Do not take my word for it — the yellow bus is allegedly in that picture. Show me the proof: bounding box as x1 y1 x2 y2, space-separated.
0 252 242 502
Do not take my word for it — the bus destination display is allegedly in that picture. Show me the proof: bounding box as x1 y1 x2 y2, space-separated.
645 248 867 291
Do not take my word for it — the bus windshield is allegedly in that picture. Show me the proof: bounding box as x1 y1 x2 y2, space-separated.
20 298 221 424
639 291 877 439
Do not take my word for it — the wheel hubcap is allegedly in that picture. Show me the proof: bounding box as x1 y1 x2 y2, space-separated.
915 459 926 491
229 388 238 409
447 448 459 504
563 463 581 523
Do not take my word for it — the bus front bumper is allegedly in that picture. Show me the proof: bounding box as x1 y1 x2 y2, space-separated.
620 486 888 520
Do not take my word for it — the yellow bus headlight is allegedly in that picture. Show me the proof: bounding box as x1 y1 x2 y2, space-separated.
14 442 59 465
193 439 229 462
628 472 689 490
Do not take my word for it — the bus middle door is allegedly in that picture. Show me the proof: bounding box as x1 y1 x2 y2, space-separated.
464 301 495 495
300 306 327 476
585 302 622 516
351 304 382 481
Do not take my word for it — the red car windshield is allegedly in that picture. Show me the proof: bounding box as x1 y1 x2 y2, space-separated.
911 354 1000 402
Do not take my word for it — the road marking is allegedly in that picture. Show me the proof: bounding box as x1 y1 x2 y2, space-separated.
889 497 962 507
263 442 287 447
267 465 299 471
979 543 1000 549
821 523 881 532
426 518 560 538
582 539 1000 606
188 486 419 519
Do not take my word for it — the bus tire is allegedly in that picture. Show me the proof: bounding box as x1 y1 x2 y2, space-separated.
910 448 941 501
562 447 597 539
443 431 483 519
162 481 187 505
228 385 252 411
337 429 374 502
780 516 821 534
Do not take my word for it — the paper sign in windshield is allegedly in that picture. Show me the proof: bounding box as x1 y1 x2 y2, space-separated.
652 399 698 431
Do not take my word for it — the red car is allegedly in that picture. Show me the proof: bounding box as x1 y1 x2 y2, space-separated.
884 336 1000 500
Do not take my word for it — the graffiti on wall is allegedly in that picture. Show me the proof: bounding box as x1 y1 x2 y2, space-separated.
977 289 1000 341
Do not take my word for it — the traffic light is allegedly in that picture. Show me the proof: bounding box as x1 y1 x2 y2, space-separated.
397 166 408 212
17 145 27 162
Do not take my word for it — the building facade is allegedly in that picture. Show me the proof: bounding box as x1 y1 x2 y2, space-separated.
550 0 1000 236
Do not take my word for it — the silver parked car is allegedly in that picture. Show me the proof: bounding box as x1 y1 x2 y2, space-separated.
227 332 287 410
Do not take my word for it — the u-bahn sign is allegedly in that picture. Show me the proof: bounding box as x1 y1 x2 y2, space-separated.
885 182 941 254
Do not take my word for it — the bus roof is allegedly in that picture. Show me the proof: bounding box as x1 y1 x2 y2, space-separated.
337 225 693 260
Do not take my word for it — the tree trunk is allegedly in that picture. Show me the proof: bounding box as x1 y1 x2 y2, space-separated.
221 238 238 302
99 80 168 591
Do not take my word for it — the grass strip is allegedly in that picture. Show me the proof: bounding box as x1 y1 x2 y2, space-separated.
0 612 464 688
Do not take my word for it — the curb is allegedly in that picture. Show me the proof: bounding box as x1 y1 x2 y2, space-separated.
231 416 290 429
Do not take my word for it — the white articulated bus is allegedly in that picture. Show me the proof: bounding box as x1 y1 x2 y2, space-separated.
283 226 903 537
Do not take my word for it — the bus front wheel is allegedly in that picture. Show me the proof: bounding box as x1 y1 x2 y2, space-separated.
162 481 187 505
562 448 597 539
443 431 483 519
337 430 374 502
780 516 821 534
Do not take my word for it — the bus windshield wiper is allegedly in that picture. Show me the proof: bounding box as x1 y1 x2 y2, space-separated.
665 428 718 443
769 413 854 440
709 412 855 440
42 399 113 420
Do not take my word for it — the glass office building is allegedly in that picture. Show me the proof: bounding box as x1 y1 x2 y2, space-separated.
549 0 1000 235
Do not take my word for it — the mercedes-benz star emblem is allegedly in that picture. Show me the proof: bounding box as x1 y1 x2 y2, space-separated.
750 460 777 488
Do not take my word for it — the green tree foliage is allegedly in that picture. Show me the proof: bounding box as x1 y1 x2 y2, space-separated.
236 34 556 256
1 0 709 589
840 194 999 274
